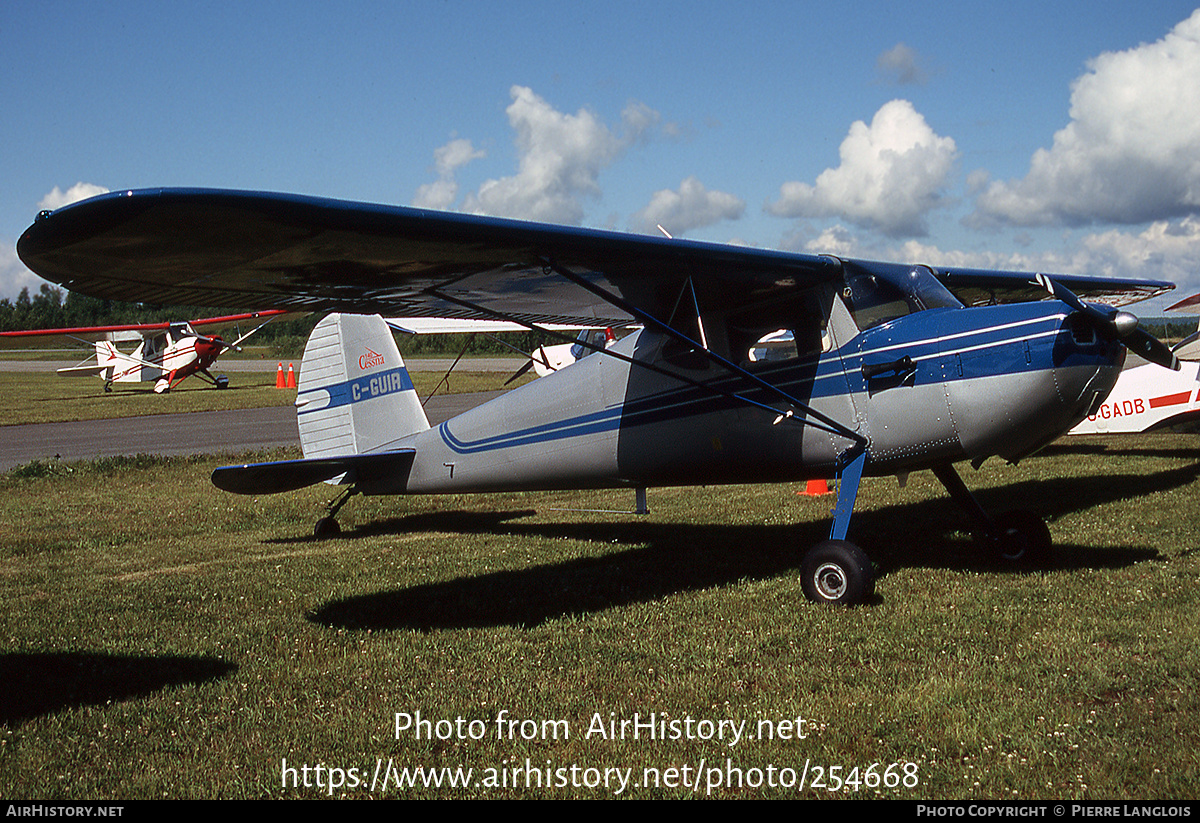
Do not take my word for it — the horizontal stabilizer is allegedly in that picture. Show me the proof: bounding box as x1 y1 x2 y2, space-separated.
56 364 105 377
212 449 416 495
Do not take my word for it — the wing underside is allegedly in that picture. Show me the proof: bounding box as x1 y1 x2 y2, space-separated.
16 189 846 324
17 188 1174 327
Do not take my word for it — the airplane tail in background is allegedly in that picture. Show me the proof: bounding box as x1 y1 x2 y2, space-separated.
54 340 126 381
295 313 430 461
95 340 122 379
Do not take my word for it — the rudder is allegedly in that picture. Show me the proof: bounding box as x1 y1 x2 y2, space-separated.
296 313 429 460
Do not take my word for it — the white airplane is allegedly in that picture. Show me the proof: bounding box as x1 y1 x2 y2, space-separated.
384 317 618 379
1070 294 1200 434
17 189 1182 605
0 311 295 393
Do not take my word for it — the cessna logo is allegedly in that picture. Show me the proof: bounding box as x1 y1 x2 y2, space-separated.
359 348 386 370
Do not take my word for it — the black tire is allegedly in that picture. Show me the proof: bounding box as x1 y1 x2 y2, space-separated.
801 540 875 605
314 516 341 540
990 509 1051 567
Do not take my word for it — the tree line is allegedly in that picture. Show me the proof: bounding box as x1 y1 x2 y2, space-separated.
0 284 556 356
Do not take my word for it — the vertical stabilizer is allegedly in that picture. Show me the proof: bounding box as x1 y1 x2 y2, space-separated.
94 340 121 381
296 313 429 460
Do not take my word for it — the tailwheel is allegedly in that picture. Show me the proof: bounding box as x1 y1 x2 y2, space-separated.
986 509 1052 567
314 516 342 540
314 487 358 539
801 540 875 606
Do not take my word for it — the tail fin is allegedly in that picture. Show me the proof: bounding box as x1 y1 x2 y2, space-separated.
95 340 122 381
296 313 429 459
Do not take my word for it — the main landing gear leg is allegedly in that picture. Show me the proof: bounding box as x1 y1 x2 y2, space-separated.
314 487 360 539
931 463 1051 566
801 450 875 606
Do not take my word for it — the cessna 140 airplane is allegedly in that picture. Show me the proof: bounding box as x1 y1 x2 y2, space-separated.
16 188 1182 605
0 309 293 393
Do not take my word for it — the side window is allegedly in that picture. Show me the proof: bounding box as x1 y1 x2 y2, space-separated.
727 290 831 367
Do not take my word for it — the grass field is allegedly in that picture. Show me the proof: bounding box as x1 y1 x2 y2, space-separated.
2 429 1199 798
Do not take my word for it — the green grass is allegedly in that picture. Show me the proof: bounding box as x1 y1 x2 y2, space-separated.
2 435 1199 798
0 368 530 426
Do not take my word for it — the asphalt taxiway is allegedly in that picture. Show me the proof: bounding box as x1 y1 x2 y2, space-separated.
0 356 520 472
0 391 504 473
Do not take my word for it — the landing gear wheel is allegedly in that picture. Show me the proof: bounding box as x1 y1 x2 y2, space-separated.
801 540 875 605
989 509 1051 567
314 516 341 540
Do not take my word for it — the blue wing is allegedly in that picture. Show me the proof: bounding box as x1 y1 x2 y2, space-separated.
18 188 1172 322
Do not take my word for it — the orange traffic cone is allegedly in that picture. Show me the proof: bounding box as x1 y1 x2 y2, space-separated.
276 363 285 388
799 479 832 496
286 363 296 389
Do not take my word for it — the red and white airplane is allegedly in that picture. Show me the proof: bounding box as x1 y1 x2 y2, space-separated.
0 310 295 393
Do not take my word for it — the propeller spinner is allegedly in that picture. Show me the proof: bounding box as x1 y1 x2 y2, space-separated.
1034 273 1179 371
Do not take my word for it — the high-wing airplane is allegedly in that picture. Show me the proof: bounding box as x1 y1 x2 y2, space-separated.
16 188 1181 605
0 310 295 393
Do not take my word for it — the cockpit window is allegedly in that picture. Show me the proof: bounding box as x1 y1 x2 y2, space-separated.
842 265 961 331
569 329 610 361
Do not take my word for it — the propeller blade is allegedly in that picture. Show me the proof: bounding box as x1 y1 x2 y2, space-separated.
1126 327 1180 370
1034 273 1179 371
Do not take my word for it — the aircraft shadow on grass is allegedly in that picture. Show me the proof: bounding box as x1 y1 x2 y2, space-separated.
0 651 236 725
305 461 1199 632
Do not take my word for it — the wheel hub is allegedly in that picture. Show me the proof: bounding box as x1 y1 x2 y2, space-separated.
813 562 847 600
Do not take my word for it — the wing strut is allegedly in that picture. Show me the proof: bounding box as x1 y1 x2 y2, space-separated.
426 273 866 448
535 259 867 448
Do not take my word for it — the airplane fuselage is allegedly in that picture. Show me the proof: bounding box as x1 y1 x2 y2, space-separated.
375 299 1123 496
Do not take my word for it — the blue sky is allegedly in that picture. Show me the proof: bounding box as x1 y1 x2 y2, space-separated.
3 1 1200 312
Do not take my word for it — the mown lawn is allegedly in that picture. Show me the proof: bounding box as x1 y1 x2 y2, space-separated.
2 433 1198 798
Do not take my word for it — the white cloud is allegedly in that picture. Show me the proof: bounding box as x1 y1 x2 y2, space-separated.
0 241 48 301
798 217 1200 295
1079 216 1200 289
413 138 485 210
38 182 109 212
876 43 929 86
631 176 744 235
972 9 1200 227
460 86 659 224
0 183 111 299
766 100 957 238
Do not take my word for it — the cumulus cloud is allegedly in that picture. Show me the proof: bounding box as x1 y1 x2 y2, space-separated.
0 183 111 299
876 43 929 85
1078 216 1200 287
460 86 659 224
38 182 109 212
413 138 485 210
797 216 1200 295
972 9 1200 228
631 176 744 235
765 99 957 238
0 242 45 301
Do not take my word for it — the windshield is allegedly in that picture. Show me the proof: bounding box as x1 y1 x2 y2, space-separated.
842 263 961 331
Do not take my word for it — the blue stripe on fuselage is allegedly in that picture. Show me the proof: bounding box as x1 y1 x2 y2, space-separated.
296 366 415 415
437 304 1109 455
